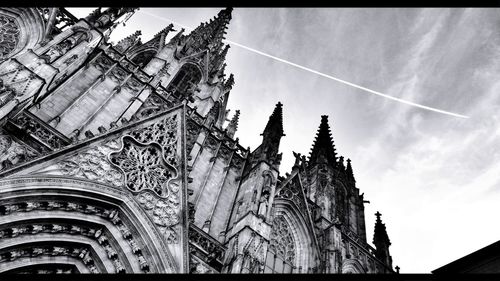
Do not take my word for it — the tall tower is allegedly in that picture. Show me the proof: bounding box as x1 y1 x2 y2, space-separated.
222 102 285 273
373 211 393 269
137 7 235 125
246 102 285 171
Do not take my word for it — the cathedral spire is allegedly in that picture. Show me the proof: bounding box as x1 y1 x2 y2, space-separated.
183 7 233 54
309 115 337 167
251 102 285 168
373 212 393 268
210 44 230 75
225 109 240 139
262 102 284 139
224 73 234 90
346 158 356 182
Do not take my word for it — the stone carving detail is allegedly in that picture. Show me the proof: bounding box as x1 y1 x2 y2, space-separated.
137 191 180 243
128 113 179 167
269 215 296 263
109 136 176 197
0 15 20 59
123 77 142 92
230 155 245 171
134 92 174 120
109 66 127 83
94 55 114 72
0 131 38 172
204 135 218 153
0 79 16 106
275 177 306 214
218 145 232 162
186 118 201 153
57 140 123 187
190 112 204 125
189 224 225 264
11 111 68 150
0 200 150 272
0 245 99 273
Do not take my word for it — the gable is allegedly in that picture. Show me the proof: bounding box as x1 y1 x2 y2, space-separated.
0 104 189 272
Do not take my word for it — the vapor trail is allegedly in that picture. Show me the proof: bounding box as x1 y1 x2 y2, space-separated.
139 10 469 119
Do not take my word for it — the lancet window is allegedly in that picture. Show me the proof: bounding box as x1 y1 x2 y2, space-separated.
166 63 202 98
264 215 296 273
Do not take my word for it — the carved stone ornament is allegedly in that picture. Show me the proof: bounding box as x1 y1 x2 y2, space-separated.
0 15 20 59
0 199 151 271
0 131 38 172
275 177 307 214
109 135 177 197
57 140 123 187
136 191 180 243
269 215 296 263
134 92 174 120
128 113 179 167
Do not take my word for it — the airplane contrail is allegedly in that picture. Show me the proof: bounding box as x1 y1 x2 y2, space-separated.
138 10 469 119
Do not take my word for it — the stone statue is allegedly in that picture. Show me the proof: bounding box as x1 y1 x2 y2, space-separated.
257 190 270 218
292 151 301 167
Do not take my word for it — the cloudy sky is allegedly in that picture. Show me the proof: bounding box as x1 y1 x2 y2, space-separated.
70 8 500 273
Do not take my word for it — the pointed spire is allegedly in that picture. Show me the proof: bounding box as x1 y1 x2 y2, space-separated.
346 158 356 182
115 30 141 53
373 211 393 268
309 115 337 167
373 211 391 245
211 44 230 74
183 7 233 54
224 73 235 90
226 109 240 139
262 102 284 138
338 156 345 169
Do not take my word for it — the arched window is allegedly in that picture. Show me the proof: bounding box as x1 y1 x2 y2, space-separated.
264 216 296 273
335 186 347 224
166 63 202 98
130 50 156 67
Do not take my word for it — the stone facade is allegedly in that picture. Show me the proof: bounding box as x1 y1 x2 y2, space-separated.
0 7 395 274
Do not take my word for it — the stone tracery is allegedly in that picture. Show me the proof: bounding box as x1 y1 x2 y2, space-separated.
109 136 176 197
269 215 296 263
0 15 20 60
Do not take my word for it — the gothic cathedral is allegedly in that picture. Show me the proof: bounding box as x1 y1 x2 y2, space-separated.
0 8 396 274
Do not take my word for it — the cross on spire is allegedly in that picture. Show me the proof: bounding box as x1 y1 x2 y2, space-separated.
262 102 284 138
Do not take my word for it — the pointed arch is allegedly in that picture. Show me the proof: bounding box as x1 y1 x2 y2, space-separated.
267 199 317 273
0 176 180 273
341 259 367 273
0 8 45 60
129 49 156 67
166 62 203 99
